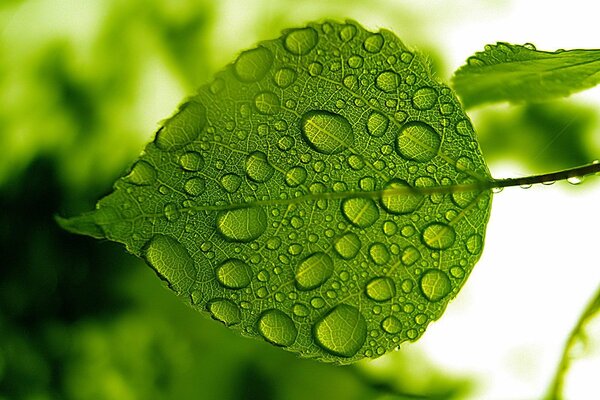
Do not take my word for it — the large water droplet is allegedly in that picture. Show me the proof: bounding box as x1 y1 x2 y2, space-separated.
363 33 384 53
313 304 367 357
341 197 380 228
381 316 402 334
143 235 196 293
375 70 400 92
125 160 156 186
369 243 390 265
334 232 361 259
179 151 205 171
155 101 206 151
411 87 438 110
366 111 389 137
283 27 318 55
258 309 298 347
419 269 452 302
365 277 396 302
301 110 354 154
207 298 241 326
216 258 253 289
184 177 206 196
233 46 274 82
339 24 357 42
395 121 441 162
285 166 308 187
401 246 421 266
220 173 242 193
245 151 274 182
254 91 280 115
217 207 267 242
422 223 456 250
274 67 297 88
295 252 334 291
380 179 424 214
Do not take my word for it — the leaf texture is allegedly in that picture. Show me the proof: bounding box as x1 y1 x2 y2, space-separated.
453 42 600 108
59 20 492 363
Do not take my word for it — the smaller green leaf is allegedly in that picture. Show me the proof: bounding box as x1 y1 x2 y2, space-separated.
452 42 600 108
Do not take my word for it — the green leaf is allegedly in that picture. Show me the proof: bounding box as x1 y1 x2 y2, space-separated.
58 20 492 364
452 42 600 108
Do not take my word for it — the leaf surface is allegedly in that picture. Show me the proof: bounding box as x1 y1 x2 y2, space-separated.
452 42 600 108
59 20 492 363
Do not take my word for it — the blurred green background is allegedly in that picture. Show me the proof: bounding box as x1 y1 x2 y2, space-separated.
1 1 599 399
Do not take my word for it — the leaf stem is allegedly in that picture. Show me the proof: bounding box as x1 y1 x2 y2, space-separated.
491 160 600 189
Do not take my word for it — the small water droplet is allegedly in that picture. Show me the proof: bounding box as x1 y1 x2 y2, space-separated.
143 235 196 293
422 223 456 250
567 176 584 185
341 197 380 228
220 173 242 193
396 121 441 162
366 111 389 137
365 277 396 302
401 246 421 266
369 243 390 265
347 154 365 170
380 179 424 214
163 202 180 221
363 33 384 53
343 75 358 90
339 24 357 41
217 207 267 242
258 309 298 347
273 67 297 88
254 91 280 115
334 232 361 259
125 160 157 186
308 61 323 76
466 233 483 255
233 46 274 82
313 304 367 357
285 166 308 187
455 119 473 136
155 101 206 151
283 27 318 55
245 151 274 182
375 70 400 93
381 316 402 334
347 55 364 69
293 303 310 317
383 220 397 236
184 177 206 196
207 299 241 326
449 266 464 278
179 151 204 172
301 110 354 154
310 296 325 309
295 252 334 291
411 87 438 110
419 269 452 302
216 258 253 289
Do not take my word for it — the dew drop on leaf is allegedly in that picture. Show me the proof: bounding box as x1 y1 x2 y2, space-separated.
366 111 389 137
295 252 334 290
375 70 401 92
179 151 205 172
216 258 253 289
381 316 402 334
421 223 456 250
258 309 298 347
216 207 267 242
155 101 206 151
341 197 380 228
365 277 396 302
245 151 275 182
207 299 241 326
143 235 196 294
283 27 319 55
301 110 354 154
314 304 367 357
126 160 156 186
396 121 441 162
334 232 361 260
233 46 274 83
419 269 452 302
412 87 438 110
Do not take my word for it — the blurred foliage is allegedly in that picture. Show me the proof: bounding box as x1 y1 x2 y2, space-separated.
1 0 598 399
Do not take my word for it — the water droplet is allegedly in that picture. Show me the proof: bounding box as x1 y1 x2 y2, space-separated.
301 110 354 154
245 151 274 182
467 56 485 66
308 61 323 76
363 33 384 53
450 266 464 278
277 135 295 151
383 220 397 236
285 166 308 187
381 316 402 334
455 119 472 136
334 232 361 259
179 151 204 172
125 160 157 186
254 91 280 115
380 179 424 214
184 177 206 196
396 121 441 162
274 67 297 88
401 246 421 266
419 269 452 302
411 87 438 110
207 299 241 326
341 197 380 228
216 258 253 289
451 186 478 208
375 70 400 92
567 175 584 185
365 277 396 302
369 243 390 265
283 27 318 55
293 303 310 317
217 207 267 242
466 233 483 255
339 24 357 41
347 55 364 69
258 309 298 347
313 304 367 357
415 313 428 325
295 252 334 291
343 75 358 90
155 101 206 151
366 111 389 137
347 154 365 170
220 173 242 193
164 202 180 221
143 235 196 293
359 176 376 191
233 46 274 82
422 223 456 250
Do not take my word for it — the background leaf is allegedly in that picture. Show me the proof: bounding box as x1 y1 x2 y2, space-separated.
452 42 600 108
61 20 492 364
